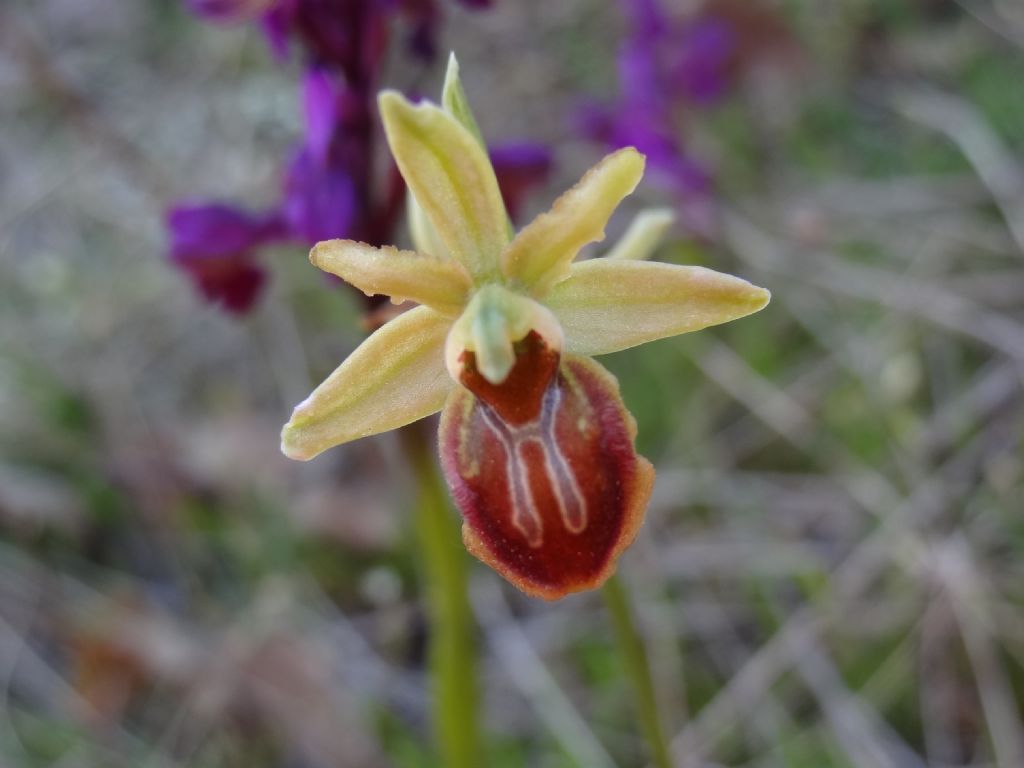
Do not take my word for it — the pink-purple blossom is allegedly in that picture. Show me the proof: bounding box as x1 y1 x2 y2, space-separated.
577 0 741 236
166 205 286 313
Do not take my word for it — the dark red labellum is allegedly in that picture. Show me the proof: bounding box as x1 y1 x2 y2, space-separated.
439 331 654 600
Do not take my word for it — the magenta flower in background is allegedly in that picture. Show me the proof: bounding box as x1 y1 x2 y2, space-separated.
185 0 497 73
184 0 277 22
168 0 552 314
579 0 800 238
281 69 361 244
579 0 791 239
167 62 370 312
577 0 737 237
675 18 736 105
167 205 287 313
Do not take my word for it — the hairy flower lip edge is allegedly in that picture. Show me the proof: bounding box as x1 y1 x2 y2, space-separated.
457 455 654 601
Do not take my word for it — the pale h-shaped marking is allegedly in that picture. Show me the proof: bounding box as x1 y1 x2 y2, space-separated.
477 384 588 548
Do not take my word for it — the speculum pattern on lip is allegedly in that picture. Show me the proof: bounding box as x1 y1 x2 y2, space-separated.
439 332 654 600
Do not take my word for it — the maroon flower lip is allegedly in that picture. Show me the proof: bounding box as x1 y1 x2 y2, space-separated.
439 332 653 600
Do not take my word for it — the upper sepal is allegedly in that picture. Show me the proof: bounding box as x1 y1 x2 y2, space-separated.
378 91 509 280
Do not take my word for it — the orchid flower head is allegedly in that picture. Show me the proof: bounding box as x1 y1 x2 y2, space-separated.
281 54 769 599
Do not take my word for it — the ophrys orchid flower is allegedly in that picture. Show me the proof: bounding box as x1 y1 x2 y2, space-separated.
281 56 769 600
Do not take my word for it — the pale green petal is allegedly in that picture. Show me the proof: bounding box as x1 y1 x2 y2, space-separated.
408 192 448 259
547 259 770 357
500 148 645 295
311 239 471 316
604 208 675 261
379 91 508 279
441 53 484 147
281 307 453 460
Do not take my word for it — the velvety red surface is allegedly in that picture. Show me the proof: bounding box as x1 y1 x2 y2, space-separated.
439 332 653 599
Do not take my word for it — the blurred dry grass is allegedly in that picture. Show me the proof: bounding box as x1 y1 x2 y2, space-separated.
2 0 1024 766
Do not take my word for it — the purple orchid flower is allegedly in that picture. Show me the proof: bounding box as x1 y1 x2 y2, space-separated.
167 205 287 313
576 0 742 237
186 0 488 65
675 17 736 105
489 142 553 222
183 0 277 22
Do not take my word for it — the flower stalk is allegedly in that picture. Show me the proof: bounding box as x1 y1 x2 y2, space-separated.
602 573 673 768
403 426 482 768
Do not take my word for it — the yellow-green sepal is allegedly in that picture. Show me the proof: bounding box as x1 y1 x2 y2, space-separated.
546 259 771 356
311 239 471 316
378 91 509 281
408 192 448 260
281 306 454 460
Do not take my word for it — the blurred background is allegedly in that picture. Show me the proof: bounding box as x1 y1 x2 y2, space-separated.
2 0 1024 766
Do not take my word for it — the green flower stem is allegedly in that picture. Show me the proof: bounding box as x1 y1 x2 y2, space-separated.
602 573 673 768
404 426 481 767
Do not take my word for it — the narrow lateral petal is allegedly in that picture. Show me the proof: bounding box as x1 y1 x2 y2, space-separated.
440 339 653 600
281 306 453 460
604 207 675 261
379 91 509 279
500 148 645 295
311 239 471 316
408 192 448 259
547 259 770 357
